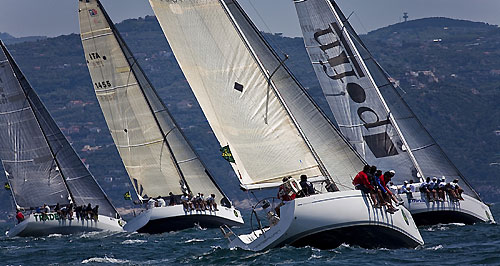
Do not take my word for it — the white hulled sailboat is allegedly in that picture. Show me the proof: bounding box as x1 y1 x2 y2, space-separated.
292 0 494 225
148 0 423 250
78 0 243 233
0 40 124 237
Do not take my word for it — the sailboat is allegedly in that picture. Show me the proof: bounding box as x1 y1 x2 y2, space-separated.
292 0 494 225
0 40 124 237
148 0 423 250
78 0 243 233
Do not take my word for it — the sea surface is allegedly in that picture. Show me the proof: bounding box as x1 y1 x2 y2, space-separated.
1 204 500 265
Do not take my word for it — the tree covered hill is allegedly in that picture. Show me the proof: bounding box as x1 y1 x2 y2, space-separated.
0 16 498 220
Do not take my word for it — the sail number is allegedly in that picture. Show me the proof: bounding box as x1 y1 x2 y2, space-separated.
94 81 112 89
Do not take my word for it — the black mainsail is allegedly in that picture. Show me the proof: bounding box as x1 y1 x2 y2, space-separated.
0 40 119 217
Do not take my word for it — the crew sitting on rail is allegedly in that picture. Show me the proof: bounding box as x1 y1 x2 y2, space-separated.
181 192 193 211
437 177 447 201
16 209 25 224
381 170 402 206
206 193 218 211
445 179 465 201
419 177 432 201
353 165 379 207
275 176 298 217
430 177 440 201
194 193 206 211
147 197 157 209
298 174 315 197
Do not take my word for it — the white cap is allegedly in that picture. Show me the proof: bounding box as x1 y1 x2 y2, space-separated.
432 176 437 180
441 176 446 181
389 170 396 175
404 181 408 184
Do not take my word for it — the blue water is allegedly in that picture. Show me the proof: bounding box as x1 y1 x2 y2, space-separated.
1 204 499 265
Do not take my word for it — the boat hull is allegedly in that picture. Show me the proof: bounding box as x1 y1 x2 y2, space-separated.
400 192 495 226
228 190 423 251
124 205 244 234
7 213 125 237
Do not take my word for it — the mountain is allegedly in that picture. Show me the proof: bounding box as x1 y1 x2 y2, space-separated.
0 32 47 45
0 16 498 220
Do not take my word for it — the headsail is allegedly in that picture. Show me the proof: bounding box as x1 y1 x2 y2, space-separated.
79 0 226 201
293 0 480 199
0 41 119 217
149 0 366 191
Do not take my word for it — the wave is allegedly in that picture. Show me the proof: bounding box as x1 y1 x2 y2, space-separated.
426 244 443 250
81 256 130 264
121 239 147 245
184 238 205 243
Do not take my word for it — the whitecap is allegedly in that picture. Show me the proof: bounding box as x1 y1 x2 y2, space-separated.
48 233 63 238
121 239 147 245
426 244 443 250
184 238 205 243
81 256 130 264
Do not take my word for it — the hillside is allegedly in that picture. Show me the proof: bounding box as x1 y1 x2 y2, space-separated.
0 16 498 220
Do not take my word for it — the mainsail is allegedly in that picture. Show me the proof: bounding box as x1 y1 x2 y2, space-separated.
293 0 480 199
149 0 366 191
79 0 226 200
0 41 119 217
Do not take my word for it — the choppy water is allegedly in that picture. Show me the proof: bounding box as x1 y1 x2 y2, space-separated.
1 204 499 265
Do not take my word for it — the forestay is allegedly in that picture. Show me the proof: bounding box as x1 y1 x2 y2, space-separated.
149 0 365 190
294 0 480 199
0 41 119 217
79 0 225 200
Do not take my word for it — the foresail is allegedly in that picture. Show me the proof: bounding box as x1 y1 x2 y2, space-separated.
79 0 225 200
294 0 480 199
149 0 365 190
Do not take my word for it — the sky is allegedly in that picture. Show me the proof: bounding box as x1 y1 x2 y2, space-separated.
1 0 500 38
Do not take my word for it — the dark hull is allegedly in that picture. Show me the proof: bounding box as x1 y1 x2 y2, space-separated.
138 214 242 234
413 210 483 226
291 224 421 250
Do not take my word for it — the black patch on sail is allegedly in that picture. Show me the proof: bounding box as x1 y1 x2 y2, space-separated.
234 82 244 92
363 132 399 158
346 83 366 103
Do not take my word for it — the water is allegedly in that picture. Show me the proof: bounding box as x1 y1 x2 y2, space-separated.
1 204 500 265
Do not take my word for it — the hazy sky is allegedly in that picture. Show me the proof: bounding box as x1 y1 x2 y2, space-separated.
1 0 500 37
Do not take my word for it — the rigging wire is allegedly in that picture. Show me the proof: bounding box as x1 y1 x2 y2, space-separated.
243 0 288 58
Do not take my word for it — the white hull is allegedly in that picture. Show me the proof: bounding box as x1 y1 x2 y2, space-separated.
227 190 423 251
124 205 244 233
7 213 125 237
400 192 495 226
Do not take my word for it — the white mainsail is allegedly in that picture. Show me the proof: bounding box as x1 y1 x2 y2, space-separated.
149 0 366 190
293 0 480 199
79 0 225 200
0 40 119 217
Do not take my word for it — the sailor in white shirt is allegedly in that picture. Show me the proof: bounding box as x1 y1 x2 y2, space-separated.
438 177 447 201
156 197 166 207
147 198 157 209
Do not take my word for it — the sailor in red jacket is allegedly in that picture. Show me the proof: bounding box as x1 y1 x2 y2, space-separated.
353 165 379 207
15 210 25 224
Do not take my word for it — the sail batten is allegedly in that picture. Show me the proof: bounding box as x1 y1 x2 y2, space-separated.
149 0 366 190
79 0 226 200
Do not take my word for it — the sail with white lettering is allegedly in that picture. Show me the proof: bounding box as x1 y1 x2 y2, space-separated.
0 41 119 217
293 0 480 199
79 0 226 200
149 0 366 191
